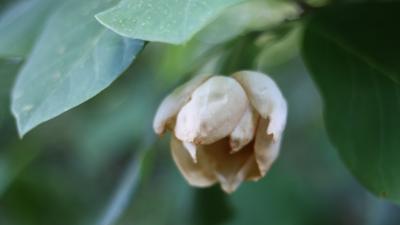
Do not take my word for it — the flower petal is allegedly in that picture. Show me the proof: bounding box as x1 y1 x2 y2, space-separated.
183 141 198 163
170 135 217 187
197 138 259 193
153 74 211 135
233 71 287 141
229 105 258 153
175 76 248 145
244 154 263 181
254 119 282 176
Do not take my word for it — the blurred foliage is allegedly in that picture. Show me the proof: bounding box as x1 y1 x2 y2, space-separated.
1 0 400 225
0 0 56 58
303 2 400 202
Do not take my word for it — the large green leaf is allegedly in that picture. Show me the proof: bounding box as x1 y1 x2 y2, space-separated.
11 0 144 136
302 3 400 202
0 0 59 58
95 0 244 44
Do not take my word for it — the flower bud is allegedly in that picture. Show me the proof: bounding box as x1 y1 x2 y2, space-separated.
153 71 287 193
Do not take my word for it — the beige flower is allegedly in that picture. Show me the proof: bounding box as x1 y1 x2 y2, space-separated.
153 71 287 193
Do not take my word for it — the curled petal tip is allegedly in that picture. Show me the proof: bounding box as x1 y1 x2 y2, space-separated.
170 136 216 187
232 70 287 131
254 119 282 176
154 125 165 136
218 176 241 194
265 131 279 143
183 141 198 163
221 185 237 194
153 74 212 135
229 138 250 153
229 105 258 153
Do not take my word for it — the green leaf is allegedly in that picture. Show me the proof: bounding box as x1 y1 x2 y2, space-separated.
95 0 244 44
256 23 302 72
0 0 59 58
196 0 300 44
11 0 144 137
302 2 400 202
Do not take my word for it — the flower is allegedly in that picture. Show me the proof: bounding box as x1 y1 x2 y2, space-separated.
153 71 287 193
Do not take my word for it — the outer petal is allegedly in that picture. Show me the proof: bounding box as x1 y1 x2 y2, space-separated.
233 71 287 141
170 136 217 187
254 119 282 176
244 154 263 181
197 138 260 193
153 74 211 135
175 76 248 145
229 105 258 153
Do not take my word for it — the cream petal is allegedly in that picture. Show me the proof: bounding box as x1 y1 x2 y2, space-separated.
197 138 259 193
175 76 248 145
183 141 197 163
229 105 258 153
233 71 287 141
153 74 211 135
244 155 263 181
170 136 217 187
254 119 282 176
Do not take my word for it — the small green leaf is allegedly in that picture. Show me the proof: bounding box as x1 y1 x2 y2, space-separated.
11 0 144 136
0 0 59 58
256 23 302 72
196 0 300 44
95 0 244 44
302 3 400 202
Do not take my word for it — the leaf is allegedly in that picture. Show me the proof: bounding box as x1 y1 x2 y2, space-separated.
95 0 244 44
302 2 400 202
256 23 302 72
196 0 300 44
0 0 59 58
11 0 144 136
156 0 300 83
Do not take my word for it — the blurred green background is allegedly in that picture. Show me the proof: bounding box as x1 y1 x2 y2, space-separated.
2 50 400 225
1 0 400 225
